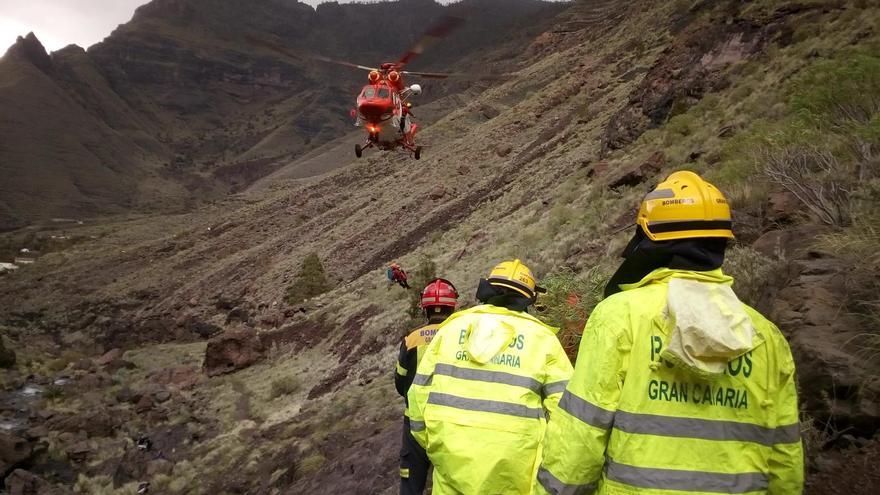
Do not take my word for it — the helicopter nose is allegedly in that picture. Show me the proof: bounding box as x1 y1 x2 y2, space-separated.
358 101 389 121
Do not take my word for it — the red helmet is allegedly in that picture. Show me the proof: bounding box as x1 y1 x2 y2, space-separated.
420 278 458 309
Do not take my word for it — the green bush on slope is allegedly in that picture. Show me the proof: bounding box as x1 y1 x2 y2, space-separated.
537 266 609 363
285 253 330 305
407 257 438 321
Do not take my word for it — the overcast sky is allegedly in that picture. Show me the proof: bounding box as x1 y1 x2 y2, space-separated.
0 0 459 53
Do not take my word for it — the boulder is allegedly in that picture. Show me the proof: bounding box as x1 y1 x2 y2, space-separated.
608 151 665 189
135 395 154 414
181 316 222 339
95 348 123 367
115 387 139 404
0 432 32 478
23 426 48 441
203 329 265 377
225 307 250 325
4 469 71 495
65 441 91 463
154 390 171 403
495 144 512 157
428 185 447 200
71 358 95 372
149 365 201 390
258 310 285 329
0 338 15 368
766 188 799 224
47 410 117 438
751 230 791 259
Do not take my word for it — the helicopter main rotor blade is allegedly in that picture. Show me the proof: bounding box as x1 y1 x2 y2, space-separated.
244 35 378 72
402 70 512 80
312 54 378 72
397 15 465 68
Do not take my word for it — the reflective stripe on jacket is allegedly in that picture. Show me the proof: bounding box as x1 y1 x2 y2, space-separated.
535 268 804 495
407 304 573 495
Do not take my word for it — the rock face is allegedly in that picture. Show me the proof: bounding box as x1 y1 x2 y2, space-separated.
203 329 265 376
0 432 32 478
772 253 880 436
601 11 771 155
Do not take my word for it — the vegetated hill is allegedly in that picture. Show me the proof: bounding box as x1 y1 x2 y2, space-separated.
0 0 566 231
1 0 880 493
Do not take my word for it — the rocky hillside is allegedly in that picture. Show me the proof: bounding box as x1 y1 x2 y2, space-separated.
0 0 564 231
1 0 880 493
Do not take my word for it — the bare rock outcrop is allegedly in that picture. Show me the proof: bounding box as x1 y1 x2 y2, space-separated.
601 6 781 155
0 433 32 479
773 253 880 436
203 329 265 377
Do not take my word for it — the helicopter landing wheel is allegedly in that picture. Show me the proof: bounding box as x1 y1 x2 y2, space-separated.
414 146 422 160
355 144 363 158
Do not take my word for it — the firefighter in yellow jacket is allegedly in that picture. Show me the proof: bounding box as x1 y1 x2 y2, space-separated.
535 171 804 495
395 278 460 495
407 259 573 494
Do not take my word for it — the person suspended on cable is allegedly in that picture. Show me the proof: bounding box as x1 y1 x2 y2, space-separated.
388 262 411 289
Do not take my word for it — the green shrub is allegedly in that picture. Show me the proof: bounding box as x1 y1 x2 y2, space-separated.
297 452 326 477
791 53 880 133
407 257 438 320
536 266 609 363
43 384 64 400
285 253 330 305
268 375 301 399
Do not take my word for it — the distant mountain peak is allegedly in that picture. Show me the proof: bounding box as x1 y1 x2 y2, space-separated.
3 32 53 74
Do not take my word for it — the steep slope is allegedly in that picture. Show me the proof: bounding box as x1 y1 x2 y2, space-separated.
1 0 880 493
0 0 566 230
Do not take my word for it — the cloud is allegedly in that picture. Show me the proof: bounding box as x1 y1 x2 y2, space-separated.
0 0 145 52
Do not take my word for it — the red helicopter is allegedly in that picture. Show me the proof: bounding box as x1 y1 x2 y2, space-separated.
312 16 465 160
248 16 481 160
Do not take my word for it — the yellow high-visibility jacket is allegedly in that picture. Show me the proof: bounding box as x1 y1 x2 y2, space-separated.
535 268 804 495
407 304 574 494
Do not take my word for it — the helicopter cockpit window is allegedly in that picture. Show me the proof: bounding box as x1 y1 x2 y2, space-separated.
362 87 376 99
377 88 390 99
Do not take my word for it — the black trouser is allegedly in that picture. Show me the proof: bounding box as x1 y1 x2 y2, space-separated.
400 416 430 495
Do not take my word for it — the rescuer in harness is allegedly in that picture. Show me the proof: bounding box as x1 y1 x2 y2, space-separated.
395 278 459 495
535 171 804 494
400 102 414 133
387 262 411 289
407 259 573 494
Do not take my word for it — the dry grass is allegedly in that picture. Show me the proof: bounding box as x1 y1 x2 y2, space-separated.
268 375 302 400
723 245 786 310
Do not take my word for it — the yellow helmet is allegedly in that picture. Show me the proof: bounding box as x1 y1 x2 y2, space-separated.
487 259 544 300
637 170 734 241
